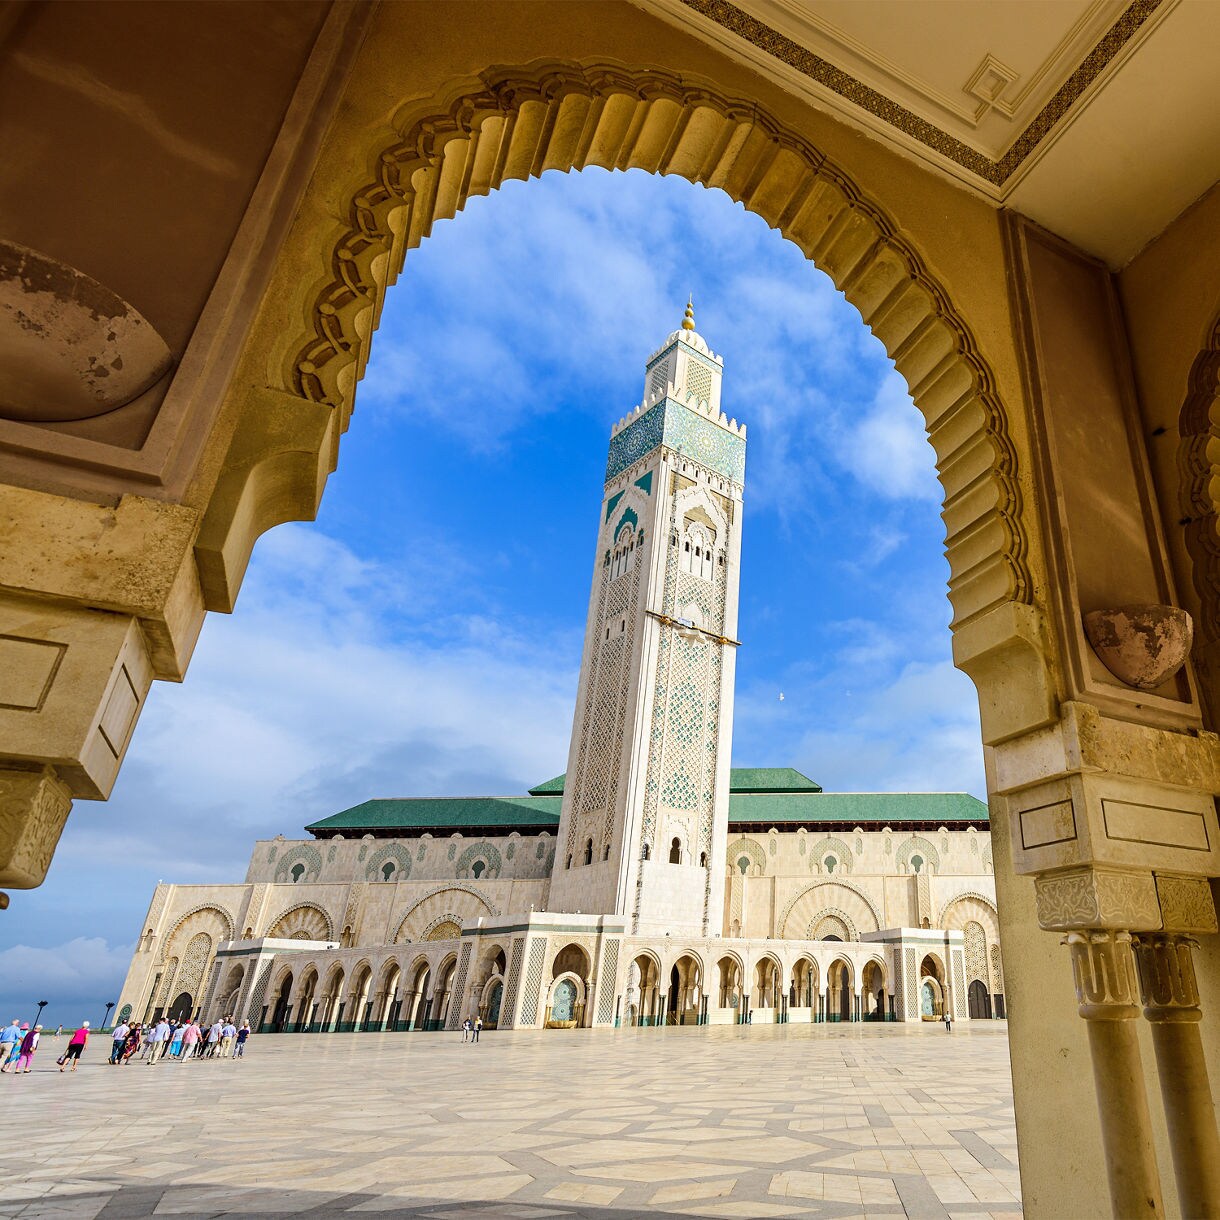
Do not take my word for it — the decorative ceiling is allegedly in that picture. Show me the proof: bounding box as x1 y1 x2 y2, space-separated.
638 0 1220 266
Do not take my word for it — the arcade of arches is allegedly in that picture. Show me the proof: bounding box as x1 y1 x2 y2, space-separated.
4 5 1220 1218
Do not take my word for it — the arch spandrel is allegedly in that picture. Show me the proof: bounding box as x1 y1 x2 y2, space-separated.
200 60 1042 698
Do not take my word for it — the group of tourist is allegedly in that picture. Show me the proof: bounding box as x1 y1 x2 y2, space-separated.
0 1015 253 1073
0 1019 91 1074
111 1016 251 1064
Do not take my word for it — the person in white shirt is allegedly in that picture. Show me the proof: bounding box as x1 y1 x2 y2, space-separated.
146 1019 170 1065
109 1022 130 1065
219 1021 237 1058
205 1020 223 1057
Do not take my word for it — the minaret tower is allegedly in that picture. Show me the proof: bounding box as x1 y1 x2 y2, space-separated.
548 304 745 937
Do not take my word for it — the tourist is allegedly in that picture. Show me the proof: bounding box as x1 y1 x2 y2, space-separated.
182 1019 201 1060
109 1019 130 1065
219 1019 236 1058
462 1017 472 1042
943 1009 952 1033
168 1021 187 1059
13 1025 41 1074
205 1019 222 1057
0 1019 22 1073
473 1015 482 1043
146 1017 170 1064
58 1021 89 1071
234 1022 250 1058
120 1024 142 1064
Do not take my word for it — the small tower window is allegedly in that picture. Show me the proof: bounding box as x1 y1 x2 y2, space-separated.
472 860 485 879
825 855 836 874
566 854 572 870
699 851 708 868
669 837 681 864
642 844 651 861
584 839 593 866
291 863 305 883
382 861 395 881
911 854 923 874
603 843 610 860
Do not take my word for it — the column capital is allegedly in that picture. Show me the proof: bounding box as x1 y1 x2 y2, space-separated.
1131 934 1203 1023
1064 929 1142 1020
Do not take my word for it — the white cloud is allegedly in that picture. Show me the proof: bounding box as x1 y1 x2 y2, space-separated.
835 369 941 501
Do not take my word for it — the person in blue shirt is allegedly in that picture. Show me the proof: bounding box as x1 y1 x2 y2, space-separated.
0 1020 22 1073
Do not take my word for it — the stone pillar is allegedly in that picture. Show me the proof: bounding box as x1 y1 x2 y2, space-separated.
1063 929 1165 1219
1132 884 1220 1220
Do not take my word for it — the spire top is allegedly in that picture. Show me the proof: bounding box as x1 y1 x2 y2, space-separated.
681 297 695 331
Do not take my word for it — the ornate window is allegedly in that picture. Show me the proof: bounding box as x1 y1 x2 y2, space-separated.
679 521 715 581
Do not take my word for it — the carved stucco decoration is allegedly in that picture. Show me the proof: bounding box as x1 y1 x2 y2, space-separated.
0 240 172 422
0 766 72 889
1035 867 1162 932
1083 605 1194 691
281 58 1032 637
1154 873 1218 934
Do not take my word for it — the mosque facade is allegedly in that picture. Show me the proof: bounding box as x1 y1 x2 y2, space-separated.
115 312 1002 1035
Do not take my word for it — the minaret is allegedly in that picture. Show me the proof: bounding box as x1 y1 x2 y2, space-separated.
547 304 745 937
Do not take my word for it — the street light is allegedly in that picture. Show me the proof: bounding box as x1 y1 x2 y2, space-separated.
102 1001 115 1031
34 1000 47 1028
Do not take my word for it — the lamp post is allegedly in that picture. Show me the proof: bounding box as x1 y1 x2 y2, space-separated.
34 1000 47 1029
102 1001 115 1031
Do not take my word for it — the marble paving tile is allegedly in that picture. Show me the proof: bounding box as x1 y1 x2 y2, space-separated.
0 1022 1020 1217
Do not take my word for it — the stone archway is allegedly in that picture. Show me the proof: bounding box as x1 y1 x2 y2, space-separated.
206 59 1038 714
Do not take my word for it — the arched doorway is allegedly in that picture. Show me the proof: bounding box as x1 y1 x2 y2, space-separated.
752 956 782 1021
668 954 703 1026
292 968 318 1032
861 960 887 1020
168 991 193 1022
547 944 591 1029
791 958 817 1018
628 953 661 1027
969 979 992 1020
826 959 853 1023
431 957 457 1031
345 963 373 1031
920 954 947 1020
318 965 345 1033
404 961 430 1031
271 971 293 1032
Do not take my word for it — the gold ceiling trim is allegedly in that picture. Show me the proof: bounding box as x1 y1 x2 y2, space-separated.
679 0 1164 186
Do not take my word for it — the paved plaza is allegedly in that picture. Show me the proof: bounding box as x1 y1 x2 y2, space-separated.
0 1023 1020 1220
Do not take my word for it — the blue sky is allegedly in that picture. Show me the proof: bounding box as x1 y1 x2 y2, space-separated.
0 169 985 1028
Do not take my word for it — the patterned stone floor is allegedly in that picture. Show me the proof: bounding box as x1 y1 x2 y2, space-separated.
0 1022 1020 1219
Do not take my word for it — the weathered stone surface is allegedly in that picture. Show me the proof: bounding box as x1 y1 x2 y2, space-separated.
1083 605 1193 691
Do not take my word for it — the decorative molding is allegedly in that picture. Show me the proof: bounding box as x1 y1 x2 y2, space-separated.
778 877 884 935
937 890 1000 929
281 57 1032 634
678 0 1165 187
1035 867 1162 932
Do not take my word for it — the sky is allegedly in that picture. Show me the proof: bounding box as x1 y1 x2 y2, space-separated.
0 168 986 1029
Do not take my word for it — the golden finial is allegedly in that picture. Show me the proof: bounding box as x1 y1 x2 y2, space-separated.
681 296 695 331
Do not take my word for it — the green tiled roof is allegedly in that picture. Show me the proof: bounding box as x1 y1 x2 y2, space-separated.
306 785 986 837
528 767 822 797
306 795 562 835
727 791 988 825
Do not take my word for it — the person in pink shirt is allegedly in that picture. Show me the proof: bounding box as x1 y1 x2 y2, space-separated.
181 1020 202 1060
12 1025 41 1074
59 1022 89 1072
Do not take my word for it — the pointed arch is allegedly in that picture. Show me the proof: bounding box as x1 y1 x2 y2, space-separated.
206 58 1036 652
